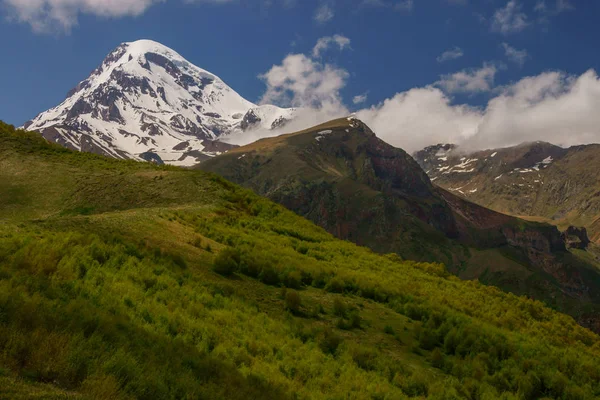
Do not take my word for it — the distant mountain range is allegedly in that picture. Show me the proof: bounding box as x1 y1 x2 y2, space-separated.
200 118 600 333
23 40 296 166
413 141 600 244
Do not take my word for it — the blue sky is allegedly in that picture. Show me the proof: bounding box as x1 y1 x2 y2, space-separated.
1 0 600 151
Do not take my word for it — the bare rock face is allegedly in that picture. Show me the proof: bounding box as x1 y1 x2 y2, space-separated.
23 40 295 167
562 226 591 249
271 115 289 130
139 152 165 165
240 109 262 131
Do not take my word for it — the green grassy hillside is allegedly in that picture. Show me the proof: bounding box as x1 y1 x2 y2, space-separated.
200 118 600 333
1 121 600 399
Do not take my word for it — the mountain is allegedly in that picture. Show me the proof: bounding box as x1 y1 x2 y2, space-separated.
413 141 600 243
200 118 600 333
23 40 295 166
2 120 600 399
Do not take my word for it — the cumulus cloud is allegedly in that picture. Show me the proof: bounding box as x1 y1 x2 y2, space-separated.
259 53 349 114
312 34 351 58
357 87 482 152
353 93 368 104
436 63 498 94
491 0 528 34
313 3 334 23
502 43 528 67
2 0 165 32
255 41 600 154
436 47 464 63
357 69 600 153
465 70 600 150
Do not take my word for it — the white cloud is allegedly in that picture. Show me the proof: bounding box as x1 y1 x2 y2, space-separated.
313 3 334 23
312 34 351 58
353 93 368 104
3 0 165 31
259 53 349 114
251 34 600 156
436 47 464 63
502 43 528 67
436 63 498 94
357 87 482 152
465 70 600 150
357 69 600 153
491 0 528 34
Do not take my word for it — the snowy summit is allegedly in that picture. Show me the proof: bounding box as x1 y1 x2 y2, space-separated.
24 40 295 166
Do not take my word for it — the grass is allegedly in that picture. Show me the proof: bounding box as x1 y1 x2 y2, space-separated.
1 121 600 399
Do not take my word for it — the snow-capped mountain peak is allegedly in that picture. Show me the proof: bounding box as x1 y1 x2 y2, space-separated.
24 39 294 166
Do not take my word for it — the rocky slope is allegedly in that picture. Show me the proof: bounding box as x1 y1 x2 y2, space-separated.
413 142 600 243
200 118 600 332
24 40 295 166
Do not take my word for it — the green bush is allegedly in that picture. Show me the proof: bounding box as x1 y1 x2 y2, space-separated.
213 247 241 276
319 329 342 355
259 265 280 286
325 277 345 293
283 270 302 289
284 290 301 314
332 298 347 317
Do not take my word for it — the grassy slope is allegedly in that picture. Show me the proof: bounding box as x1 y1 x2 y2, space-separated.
1 122 600 399
200 119 600 331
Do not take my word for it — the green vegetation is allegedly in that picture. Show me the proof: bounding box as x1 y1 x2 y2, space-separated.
1 121 600 399
198 118 600 331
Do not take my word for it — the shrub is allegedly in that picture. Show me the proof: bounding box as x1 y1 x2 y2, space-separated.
259 265 280 286
283 270 302 289
212 247 241 276
418 328 438 351
352 348 378 371
284 290 301 314
400 373 429 397
333 298 347 317
325 277 345 293
349 311 362 329
319 329 342 355
430 348 444 369
384 325 395 335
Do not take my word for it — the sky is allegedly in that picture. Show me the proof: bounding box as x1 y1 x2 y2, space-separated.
1 0 600 152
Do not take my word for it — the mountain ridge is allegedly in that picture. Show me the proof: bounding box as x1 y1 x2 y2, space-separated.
200 118 600 333
413 140 600 244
